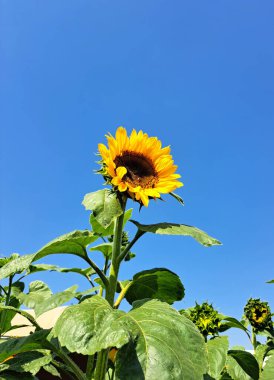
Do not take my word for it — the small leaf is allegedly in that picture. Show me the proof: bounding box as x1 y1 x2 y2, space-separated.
266 279 274 284
90 243 113 258
115 299 207 380
82 189 123 228
130 220 222 247
169 192 184 205
0 306 41 330
228 350 259 380
90 208 133 236
206 336 229 378
52 296 129 355
125 268 185 305
16 281 52 310
0 254 36 280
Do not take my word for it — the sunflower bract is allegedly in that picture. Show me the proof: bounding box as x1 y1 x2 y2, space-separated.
98 127 183 207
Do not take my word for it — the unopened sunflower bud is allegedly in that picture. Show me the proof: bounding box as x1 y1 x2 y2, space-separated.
187 302 221 337
244 298 273 333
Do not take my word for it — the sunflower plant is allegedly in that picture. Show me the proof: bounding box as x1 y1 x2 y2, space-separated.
1 127 272 380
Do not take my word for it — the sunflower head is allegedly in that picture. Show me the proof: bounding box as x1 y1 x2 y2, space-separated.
98 127 183 207
244 298 273 333
185 302 221 337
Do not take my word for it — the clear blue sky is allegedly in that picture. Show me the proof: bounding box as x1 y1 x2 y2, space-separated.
1 1 274 348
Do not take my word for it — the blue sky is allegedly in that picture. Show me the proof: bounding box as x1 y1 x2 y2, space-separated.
1 1 274 348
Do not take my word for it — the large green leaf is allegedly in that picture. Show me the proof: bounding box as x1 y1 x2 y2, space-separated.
0 351 52 376
125 268 184 305
52 296 129 355
115 299 207 380
34 230 97 261
89 208 133 236
227 349 259 380
260 351 274 380
82 189 123 228
0 230 97 280
130 221 221 247
206 336 229 379
0 330 49 362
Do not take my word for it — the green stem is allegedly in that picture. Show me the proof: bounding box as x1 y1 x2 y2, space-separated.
84 255 109 289
94 349 109 380
114 282 133 309
94 196 127 380
117 230 145 264
46 341 87 380
5 275 13 306
86 354 95 379
251 328 257 350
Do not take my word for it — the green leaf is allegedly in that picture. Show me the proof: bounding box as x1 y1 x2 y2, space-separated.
34 230 97 261
206 336 229 379
125 268 184 305
34 285 78 317
1 351 52 375
28 264 95 279
90 243 113 258
82 189 123 228
130 220 222 247
255 344 268 371
169 192 184 205
261 351 274 380
115 299 207 380
16 281 52 310
228 350 259 380
52 296 129 355
0 230 97 280
219 315 249 335
90 208 133 236
266 279 274 284
0 254 36 280
0 330 49 362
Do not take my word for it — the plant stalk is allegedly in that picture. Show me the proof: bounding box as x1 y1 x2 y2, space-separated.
94 196 126 380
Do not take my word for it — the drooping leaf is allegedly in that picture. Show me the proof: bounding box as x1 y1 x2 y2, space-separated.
82 189 123 228
0 330 49 363
89 208 133 236
0 306 40 330
206 336 229 379
125 268 184 305
169 192 184 205
219 315 249 335
52 296 129 355
28 264 95 279
115 299 207 380
130 220 221 247
260 351 274 380
227 349 259 380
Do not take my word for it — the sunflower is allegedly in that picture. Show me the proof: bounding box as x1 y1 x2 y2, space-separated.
98 127 183 207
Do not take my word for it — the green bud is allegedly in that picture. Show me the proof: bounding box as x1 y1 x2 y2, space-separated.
244 298 273 333
185 302 221 337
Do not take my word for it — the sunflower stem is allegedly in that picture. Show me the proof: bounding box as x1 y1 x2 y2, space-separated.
94 196 126 380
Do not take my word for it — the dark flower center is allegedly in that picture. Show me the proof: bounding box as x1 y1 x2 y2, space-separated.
114 151 157 188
